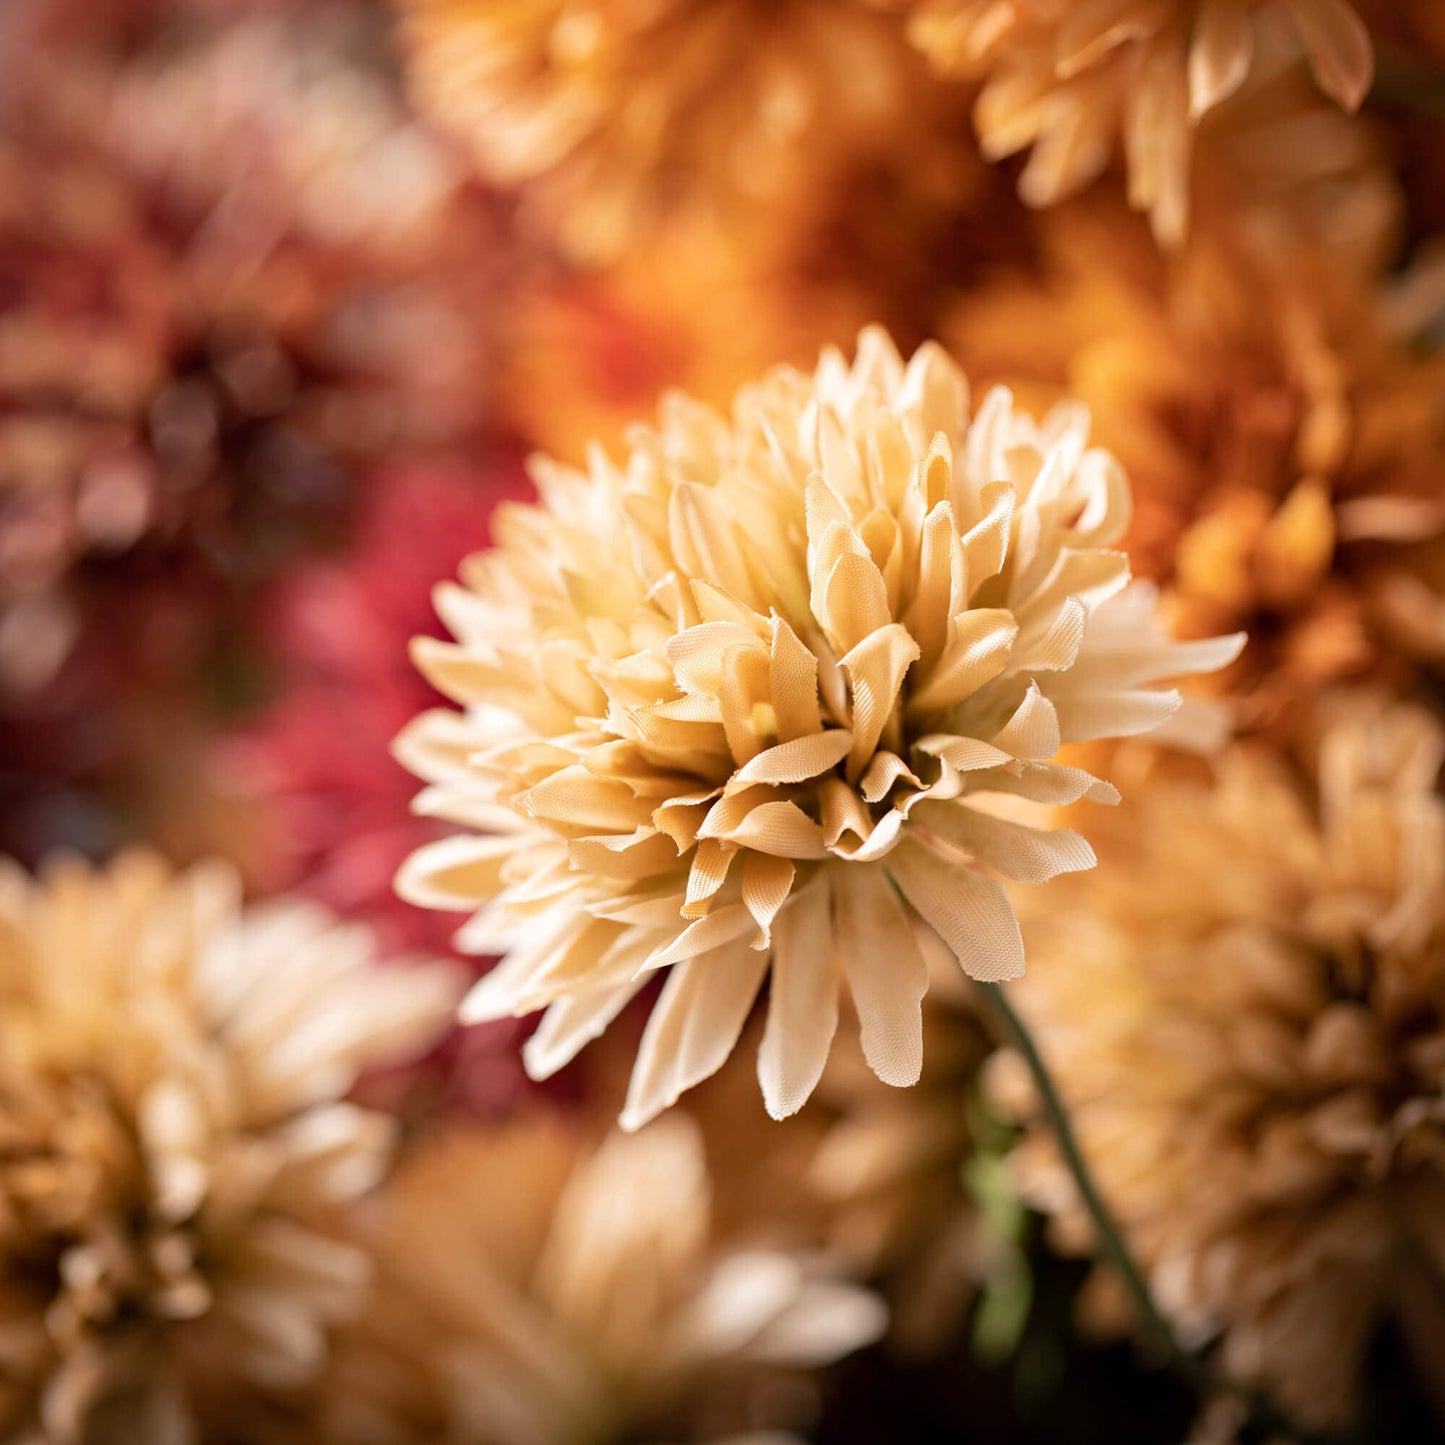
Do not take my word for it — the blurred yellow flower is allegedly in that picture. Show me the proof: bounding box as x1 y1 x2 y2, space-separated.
948 202 1445 730
893 0 1374 242
274 1112 885 1444
395 0 973 262
994 697 1445 1426
0 851 458 1441
395 328 1240 1131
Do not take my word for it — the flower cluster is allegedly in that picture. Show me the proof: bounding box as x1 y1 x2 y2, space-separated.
4 0 1445 1439
894 0 1374 243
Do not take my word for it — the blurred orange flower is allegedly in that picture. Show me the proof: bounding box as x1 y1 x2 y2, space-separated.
949 201 1445 730
395 0 976 263
893 0 1374 243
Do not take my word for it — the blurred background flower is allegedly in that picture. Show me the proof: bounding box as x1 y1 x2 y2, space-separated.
891 0 1373 244
949 199 1445 733
395 0 978 265
0 850 457 1442
0 0 511 865
246 1111 886 1445
995 698 1445 1430
217 460 540 1118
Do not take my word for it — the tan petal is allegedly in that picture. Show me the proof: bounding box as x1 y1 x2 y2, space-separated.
1188 0 1253 119
819 550 893 657
841 624 920 779
758 878 838 1118
908 609 1017 715
643 904 758 971
1285 0 1373 111
729 730 854 790
836 864 928 1087
991 681 1062 759
524 767 653 834
568 829 680 881
714 799 831 860
914 802 1097 884
741 853 797 944
769 614 823 741
682 838 737 918
620 940 771 1130
858 751 923 804
957 480 1015 587
523 980 648 1079
902 501 961 668
394 834 514 911
888 837 1024 982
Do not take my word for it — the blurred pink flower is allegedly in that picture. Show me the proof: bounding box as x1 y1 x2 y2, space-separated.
221 459 538 1115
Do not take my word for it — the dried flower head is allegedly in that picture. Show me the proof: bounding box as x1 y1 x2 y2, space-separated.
994 698 1445 1426
892 0 1374 243
0 850 459 1441
394 0 972 263
948 203 1445 731
396 328 1241 1131
268 1112 885 1444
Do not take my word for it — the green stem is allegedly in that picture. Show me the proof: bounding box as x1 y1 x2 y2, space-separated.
976 980 1347 1445
976 980 1189 1370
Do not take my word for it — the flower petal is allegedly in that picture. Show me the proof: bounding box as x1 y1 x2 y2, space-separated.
888 836 1024 982
758 878 838 1119
837 864 928 1087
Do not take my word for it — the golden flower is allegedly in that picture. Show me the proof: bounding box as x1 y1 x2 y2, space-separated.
394 0 973 263
271 1112 886 1444
947 202 1445 731
395 328 1241 1131
994 698 1445 1427
893 0 1375 243
0 850 459 1441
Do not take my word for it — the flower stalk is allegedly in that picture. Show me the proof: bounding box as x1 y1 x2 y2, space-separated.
976 979 1348 1445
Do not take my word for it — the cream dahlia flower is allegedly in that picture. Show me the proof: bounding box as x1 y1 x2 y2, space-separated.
894 0 1374 244
272 1112 885 1445
0 851 459 1441
994 698 1445 1426
395 328 1242 1130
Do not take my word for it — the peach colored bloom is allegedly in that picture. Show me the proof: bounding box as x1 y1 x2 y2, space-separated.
395 328 1240 1130
270 1113 885 1444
